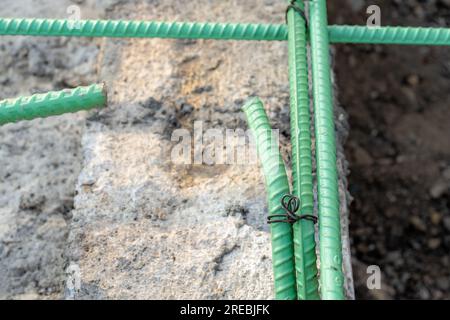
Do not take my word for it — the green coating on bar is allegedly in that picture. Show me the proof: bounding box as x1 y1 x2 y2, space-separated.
0 18 287 41
1 18 450 46
309 0 345 300
329 25 450 46
242 97 297 300
0 83 106 125
287 1 320 300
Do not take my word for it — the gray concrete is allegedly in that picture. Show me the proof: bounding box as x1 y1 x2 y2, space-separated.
0 0 353 300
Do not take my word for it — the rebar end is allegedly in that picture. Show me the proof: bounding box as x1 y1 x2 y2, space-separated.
241 96 262 113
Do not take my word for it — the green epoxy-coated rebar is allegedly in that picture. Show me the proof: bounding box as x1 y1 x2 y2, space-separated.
287 1 319 300
242 97 297 300
329 25 450 46
0 18 287 41
1 18 450 45
0 84 106 125
309 0 345 300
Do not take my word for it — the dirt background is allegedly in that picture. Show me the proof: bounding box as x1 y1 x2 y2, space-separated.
329 0 450 299
0 0 448 300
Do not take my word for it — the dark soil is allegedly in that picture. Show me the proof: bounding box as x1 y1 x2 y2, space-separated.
328 0 450 299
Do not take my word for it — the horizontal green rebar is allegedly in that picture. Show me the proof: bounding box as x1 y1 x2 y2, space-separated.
329 25 450 46
0 18 449 45
0 18 287 41
0 83 107 125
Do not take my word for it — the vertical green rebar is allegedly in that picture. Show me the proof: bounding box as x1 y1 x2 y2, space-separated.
0 84 107 125
287 0 320 300
242 97 297 300
309 0 345 299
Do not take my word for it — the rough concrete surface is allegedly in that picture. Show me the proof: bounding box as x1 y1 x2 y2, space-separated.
0 0 106 300
0 0 353 300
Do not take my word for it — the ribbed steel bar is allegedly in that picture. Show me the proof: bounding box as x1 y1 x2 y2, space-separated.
0 18 449 45
287 1 320 300
242 97 297 300
0 18 287 41
329 25 450 46
0 83 106 125
309 0 345 299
